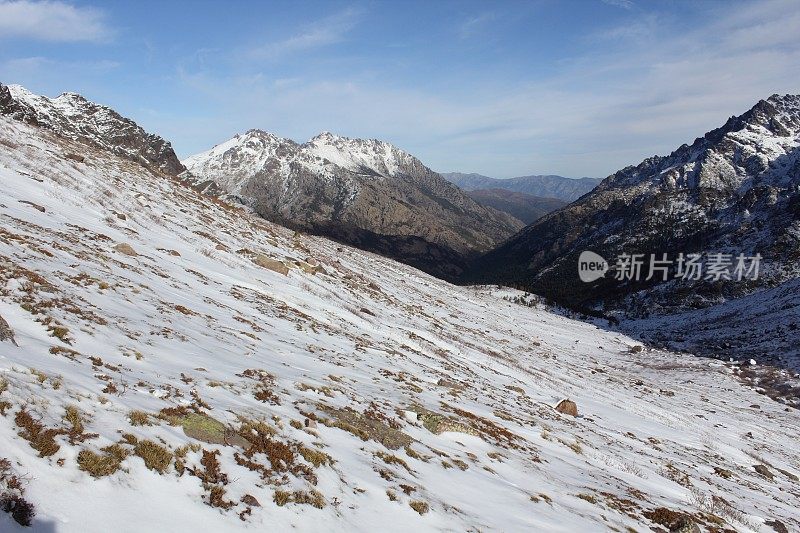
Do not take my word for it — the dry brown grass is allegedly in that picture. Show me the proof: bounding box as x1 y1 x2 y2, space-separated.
409 500 429 515
134 440 172 473
300 446 333 468
1 457 35 526
128 410 152 426
273 490 291 506
77 445 129 478
15 409 64 457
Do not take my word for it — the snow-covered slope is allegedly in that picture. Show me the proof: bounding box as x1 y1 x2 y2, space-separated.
0 83 184 175
183 129 523 280
1 115 798 533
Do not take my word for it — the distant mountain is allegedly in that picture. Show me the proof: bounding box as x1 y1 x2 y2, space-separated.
184 131 522 279
466 94 800 369
442 172 601 202
0 83 184 175
466 188 566 224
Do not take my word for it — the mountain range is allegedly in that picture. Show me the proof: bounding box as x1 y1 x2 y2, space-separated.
183 130 522 279
441 172 601 202
466 94 800 369
464 188 566 224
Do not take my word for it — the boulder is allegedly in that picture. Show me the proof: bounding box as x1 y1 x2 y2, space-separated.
555 399 578 417
114 243 138 256
0 315 18 346
253 254 289 275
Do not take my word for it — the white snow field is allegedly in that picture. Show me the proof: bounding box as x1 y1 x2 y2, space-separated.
0 115 798 532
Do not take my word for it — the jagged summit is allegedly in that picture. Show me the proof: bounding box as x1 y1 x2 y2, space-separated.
303 131 418 176
598 93 800 194
0 83 184 175
184 128 522 279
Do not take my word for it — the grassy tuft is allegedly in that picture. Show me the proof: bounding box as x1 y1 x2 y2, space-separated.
409 500 429 515
77 447 128 478
134 440 173 474
128 410 152 426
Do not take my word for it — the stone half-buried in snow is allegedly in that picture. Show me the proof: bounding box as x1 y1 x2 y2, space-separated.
295 259 327 276
0 314 18 346
163 411 249 447
113 243 139 256
555 398 578 417
409 405 479 436
253 254 289 276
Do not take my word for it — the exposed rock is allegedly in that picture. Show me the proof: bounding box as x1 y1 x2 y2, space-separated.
295 260 326 275
766 519 790 533
163 412 249 448
18 200 45 212
775 467 799 482
754 464 775 480
240 494 261 507
0 315 18 346
253 254 289 275
411 406 479 436
0 83 184 175
555 399 578 417
113 243 138 257
319 406 412 449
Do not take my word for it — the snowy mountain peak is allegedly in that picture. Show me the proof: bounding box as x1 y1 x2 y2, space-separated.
184 127 522 277
304 131 415 177
309 130 337 141
182 130 302 194
0 82 184 175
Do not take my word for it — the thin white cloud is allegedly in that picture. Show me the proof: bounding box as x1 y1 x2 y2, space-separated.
0 0 113 42
458 12 496 39
246 8 362 61
601 0 635 9
175 0 800 178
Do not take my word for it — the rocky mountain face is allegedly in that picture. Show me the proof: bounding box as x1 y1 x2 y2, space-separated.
0 82 184 175
184 130 522 279
466 94 800 368
442 172 601 202
466 188 566 224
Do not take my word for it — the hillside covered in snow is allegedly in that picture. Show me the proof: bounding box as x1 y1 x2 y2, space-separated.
1 110 798 533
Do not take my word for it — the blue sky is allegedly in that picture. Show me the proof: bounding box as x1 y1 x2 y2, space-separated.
1 0 799 178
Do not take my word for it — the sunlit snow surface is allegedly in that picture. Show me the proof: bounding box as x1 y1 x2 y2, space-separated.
0 117 798 532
